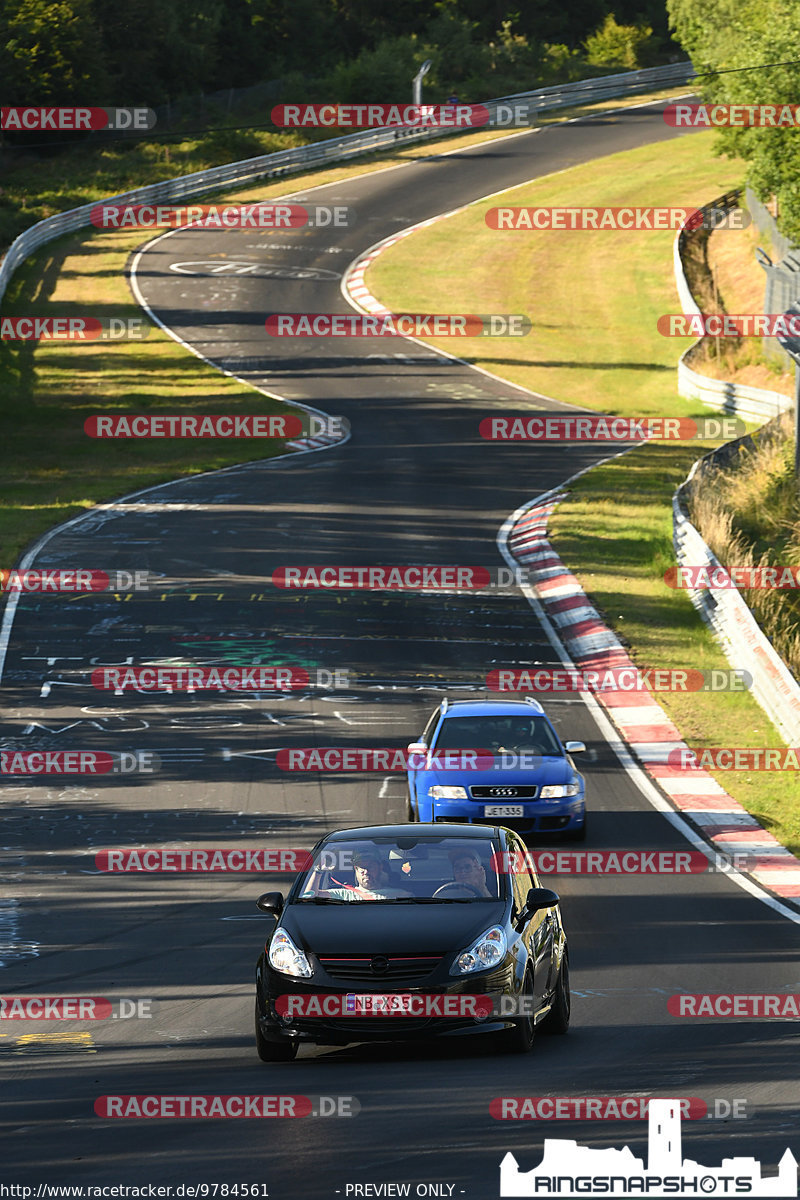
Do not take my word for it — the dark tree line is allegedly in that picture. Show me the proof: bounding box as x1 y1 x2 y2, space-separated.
0 0 679 108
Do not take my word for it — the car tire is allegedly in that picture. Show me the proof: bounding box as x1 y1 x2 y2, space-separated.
497 968 536 1054
255 999 297 1062
539 950 570 1034
563 814 586 842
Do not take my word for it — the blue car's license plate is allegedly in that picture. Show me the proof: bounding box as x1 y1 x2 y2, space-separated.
483 804 524 817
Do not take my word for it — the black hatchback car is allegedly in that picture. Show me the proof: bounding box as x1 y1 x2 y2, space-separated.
254 823 570 1060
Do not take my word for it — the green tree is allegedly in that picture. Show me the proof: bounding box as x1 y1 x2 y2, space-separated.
583 12 656 70
0 0 108 102
667 0 800 245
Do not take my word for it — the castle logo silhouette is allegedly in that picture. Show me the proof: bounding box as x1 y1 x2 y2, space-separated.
500 1098 797 1197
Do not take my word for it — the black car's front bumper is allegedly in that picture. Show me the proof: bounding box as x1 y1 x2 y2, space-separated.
256 959 519 1046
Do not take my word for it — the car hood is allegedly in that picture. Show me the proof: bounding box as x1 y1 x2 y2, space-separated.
424 756 576 785
280 900 507 956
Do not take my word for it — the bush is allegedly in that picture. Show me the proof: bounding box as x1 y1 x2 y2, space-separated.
584 13 657 70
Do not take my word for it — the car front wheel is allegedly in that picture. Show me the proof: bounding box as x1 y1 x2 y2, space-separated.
540 950 570 1034
255 1000 298 1062
497 969 535 1054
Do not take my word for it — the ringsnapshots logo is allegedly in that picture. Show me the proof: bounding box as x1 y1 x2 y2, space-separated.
479 415 745 441
499 1098 798 1197
485 207 749 231
83 414 347 439
1 317 149 340
487 667 751 693
90 203 353 229
265 314 529 337
664 102 800 128
1 106 156 131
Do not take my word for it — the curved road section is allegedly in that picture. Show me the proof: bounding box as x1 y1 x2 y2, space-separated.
2 102 798 1196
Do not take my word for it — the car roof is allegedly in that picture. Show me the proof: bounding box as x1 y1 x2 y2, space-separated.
323 823 507 842
438 699 546 717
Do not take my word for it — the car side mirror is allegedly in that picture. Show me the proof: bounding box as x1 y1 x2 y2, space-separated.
256 891 284 916
407 742 427 755
515 887 560 928
564 741 585 753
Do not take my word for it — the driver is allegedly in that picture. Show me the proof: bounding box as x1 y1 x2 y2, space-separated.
327 849 413 901
448 848 493 897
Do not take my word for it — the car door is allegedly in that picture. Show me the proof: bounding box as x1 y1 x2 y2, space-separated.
509 833 554 1011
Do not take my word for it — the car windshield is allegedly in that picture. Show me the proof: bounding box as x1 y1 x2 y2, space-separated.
294 836 505 902
433 715 562 757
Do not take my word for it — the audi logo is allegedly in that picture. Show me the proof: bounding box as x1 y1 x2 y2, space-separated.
489 787 518 797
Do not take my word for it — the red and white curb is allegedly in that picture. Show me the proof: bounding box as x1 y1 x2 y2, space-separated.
344 215 454 315
508 495 800 904
284 433 344 452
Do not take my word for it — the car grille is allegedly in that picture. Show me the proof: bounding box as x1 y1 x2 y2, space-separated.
326 1017 435 1034
469 785 538 799
318 956 443 984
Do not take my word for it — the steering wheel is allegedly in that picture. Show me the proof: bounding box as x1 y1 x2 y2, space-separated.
432 881 484 898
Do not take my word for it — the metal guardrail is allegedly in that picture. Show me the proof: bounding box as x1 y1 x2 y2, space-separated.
0 61 694 307
673 436 800 746
672 189 792 420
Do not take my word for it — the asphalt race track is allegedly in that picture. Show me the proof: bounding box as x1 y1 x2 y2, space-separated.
2 100 799 1197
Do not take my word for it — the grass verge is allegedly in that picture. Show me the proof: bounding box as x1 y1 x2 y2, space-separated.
366 129 800 856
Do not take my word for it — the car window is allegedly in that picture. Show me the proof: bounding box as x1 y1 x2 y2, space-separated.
432 715 562 756
294 837 505 901
420 707 441 746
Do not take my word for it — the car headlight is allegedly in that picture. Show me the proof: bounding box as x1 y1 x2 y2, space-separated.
268 928 313 978
451 926 507 975
428 785 468 799
540 780 581 798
